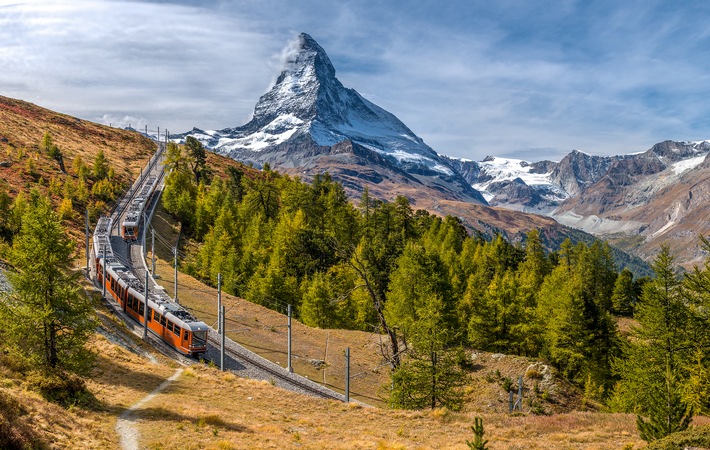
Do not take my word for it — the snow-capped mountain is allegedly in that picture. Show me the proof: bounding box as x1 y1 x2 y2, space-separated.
181 32 485 204
444 140 710 267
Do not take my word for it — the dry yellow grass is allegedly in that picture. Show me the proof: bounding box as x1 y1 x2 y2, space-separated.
0 298 178 449
134 363 646 450
0 297 659 450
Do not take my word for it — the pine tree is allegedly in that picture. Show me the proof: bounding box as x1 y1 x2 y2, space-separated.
466 417 489 450
0 197 96 374
611 268 636 316
92 149 109 180
616 246 693 442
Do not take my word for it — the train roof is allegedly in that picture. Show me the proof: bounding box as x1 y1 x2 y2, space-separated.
121 173 159 227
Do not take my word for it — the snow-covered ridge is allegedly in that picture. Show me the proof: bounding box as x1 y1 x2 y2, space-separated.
475 157 552 187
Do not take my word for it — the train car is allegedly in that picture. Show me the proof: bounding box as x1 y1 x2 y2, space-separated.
95 251 209 357
121 213 140 240
121 174 159 240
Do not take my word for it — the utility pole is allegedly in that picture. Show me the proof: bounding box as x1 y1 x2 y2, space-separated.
142 211 147 260
145 124 148 137
143 270 149 339
101 244 106 299
173 246 178 304
217 273 222 334
85 209 89 272
220 304 226 371
151 227 156 275
345 347 350 403
287 304 293 373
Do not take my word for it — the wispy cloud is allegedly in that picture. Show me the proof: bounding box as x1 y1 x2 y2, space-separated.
1 0 709 161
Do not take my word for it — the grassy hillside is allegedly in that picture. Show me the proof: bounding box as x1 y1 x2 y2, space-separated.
0 95 155 243
0 294 652 449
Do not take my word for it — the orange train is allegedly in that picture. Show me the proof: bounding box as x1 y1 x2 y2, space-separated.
95 217 208 357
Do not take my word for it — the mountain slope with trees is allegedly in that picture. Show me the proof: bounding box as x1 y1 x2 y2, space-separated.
160 139 665 410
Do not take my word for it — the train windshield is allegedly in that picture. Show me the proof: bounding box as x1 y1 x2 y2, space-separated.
192 330 207 348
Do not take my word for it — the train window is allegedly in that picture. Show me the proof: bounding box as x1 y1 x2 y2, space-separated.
147 309 153 322
172 325 181 337
193 331 207 346
167 321 173 333
160 315 166 327
138 302 144 316
183 331 190 342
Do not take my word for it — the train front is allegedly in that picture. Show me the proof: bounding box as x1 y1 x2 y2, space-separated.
186 321 209 357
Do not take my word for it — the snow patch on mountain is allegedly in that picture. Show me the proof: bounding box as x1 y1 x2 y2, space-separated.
472 156 567 202
670 153 708 175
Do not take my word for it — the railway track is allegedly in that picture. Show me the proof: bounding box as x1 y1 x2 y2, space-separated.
100 138 347 403
204 333 345 401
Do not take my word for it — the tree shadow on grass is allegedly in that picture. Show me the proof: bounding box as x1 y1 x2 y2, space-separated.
131 407 253 433
92 353 170 393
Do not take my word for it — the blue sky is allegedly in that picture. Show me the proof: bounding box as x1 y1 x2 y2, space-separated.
1 0 710 161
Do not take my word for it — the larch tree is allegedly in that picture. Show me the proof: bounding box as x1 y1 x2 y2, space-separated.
680 236 710 414
612 268 636 316
386 244 465 409
0 196 96 375
185 136 207 183
92 149 109 180
616 246 693 442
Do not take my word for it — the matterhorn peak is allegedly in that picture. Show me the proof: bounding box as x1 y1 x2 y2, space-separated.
218 32 438 158
180 32 487 204
278 32 336 81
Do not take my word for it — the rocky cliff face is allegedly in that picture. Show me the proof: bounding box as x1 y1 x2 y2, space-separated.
549 150 617 197
180 33 486 205
549 141 710 267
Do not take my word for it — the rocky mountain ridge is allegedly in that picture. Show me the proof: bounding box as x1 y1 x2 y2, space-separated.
447 140 710 266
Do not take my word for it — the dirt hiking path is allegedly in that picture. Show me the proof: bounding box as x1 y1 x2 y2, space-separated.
116 368 183 450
